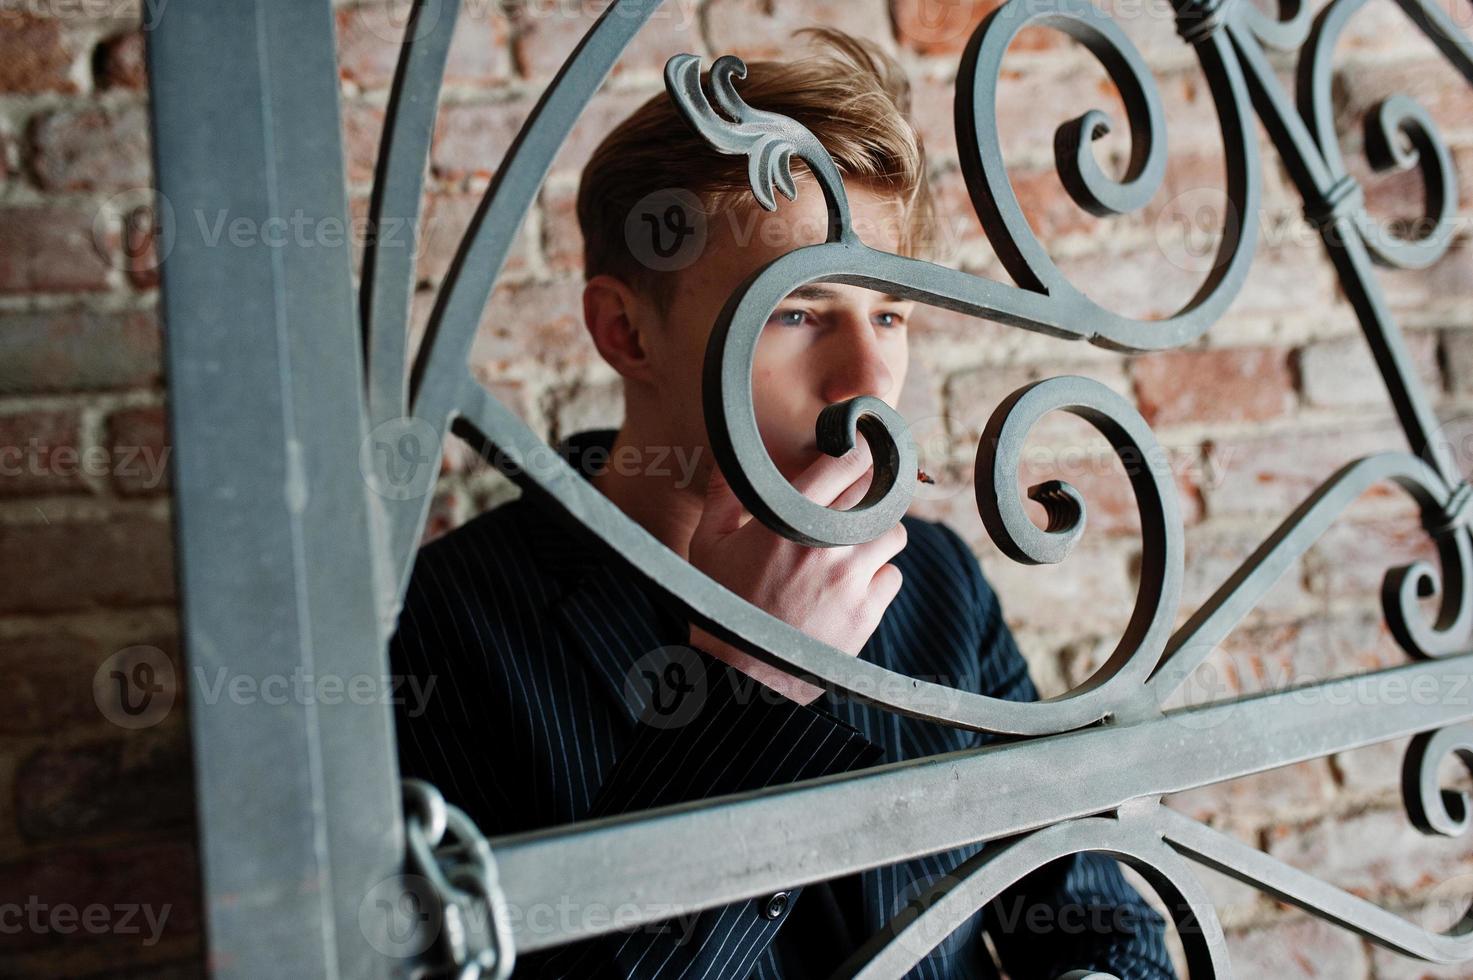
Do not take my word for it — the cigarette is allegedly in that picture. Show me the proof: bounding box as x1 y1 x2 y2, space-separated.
917 469 935 485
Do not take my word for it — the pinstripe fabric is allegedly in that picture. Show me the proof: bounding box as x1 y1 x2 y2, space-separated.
389 428 1176 979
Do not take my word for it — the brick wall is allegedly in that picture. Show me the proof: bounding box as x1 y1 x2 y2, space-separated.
2 0 1471 976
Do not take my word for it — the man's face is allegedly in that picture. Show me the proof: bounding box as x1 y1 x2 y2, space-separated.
650 179 914 483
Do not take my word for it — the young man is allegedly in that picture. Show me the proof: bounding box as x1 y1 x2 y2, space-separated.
390 27 1176 980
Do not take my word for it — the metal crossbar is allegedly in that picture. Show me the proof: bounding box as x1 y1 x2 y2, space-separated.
148 0 1473 976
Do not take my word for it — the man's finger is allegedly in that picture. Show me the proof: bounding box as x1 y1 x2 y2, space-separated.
791 440 875 507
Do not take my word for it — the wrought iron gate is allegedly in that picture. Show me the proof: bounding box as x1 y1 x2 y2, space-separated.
148 0 1473 976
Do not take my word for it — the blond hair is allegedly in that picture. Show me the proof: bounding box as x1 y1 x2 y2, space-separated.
576 27 939 318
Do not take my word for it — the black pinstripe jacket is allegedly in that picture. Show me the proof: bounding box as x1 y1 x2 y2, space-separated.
390 427 1175 980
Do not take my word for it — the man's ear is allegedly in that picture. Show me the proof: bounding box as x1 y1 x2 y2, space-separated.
583 274 658 384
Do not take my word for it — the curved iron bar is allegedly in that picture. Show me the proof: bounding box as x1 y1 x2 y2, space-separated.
1153 803 1473 962
957 0 1261 351
1404 723 1473 838
383 0 666 592
975 377 1184 725
1299 0 1467 271
831 810 1230 979
360 0 460 431
1149 451 1473 699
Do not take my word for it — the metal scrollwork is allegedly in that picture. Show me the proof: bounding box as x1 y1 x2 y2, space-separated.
350 0 1473 973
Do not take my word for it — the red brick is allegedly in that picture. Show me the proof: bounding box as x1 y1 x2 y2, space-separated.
431 98 529 180
1179 526 1311 620
335 1 511 90
467 277 594 375
1295 331 1440 409
122 203 160 290
550 87 649 177
1130 347 1297 428
107 406 170 496
30 103 152 192
907 73 960 165
0 628 178 737
1267 806 1473 899
0 515 174 614
0 14 84 93
417 191 531 285
703 0 894 61
540 181 582 274
1303 514 1439 601
97 30 147 90
510 0 704 79
0 205 116 294
1381 243 1473 318
16 726 193 841
1226 917 1369 979
0 409 86 497
0 307 161 394
1200 417 1410 521
892 0 1062 55
1442 329 1473 394
1165 762 1335 825
421 483 470 545
0 842 200 954
341 101 386 186
1329 60 1473 157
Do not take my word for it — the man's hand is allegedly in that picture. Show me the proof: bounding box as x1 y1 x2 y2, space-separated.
686 441 907 706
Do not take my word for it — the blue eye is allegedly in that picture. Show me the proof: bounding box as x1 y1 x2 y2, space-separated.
875 311 905 328
771 309 810 327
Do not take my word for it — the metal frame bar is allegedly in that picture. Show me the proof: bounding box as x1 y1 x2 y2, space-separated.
149 3 402 976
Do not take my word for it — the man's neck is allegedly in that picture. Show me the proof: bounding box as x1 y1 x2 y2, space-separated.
590 425 705 561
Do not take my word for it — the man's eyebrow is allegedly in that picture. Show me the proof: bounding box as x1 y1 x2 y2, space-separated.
783 285 913 303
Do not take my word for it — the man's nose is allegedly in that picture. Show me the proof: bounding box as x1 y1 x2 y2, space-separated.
818 311 894 405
